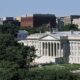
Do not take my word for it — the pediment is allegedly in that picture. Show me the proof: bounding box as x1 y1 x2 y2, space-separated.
39 35 58 41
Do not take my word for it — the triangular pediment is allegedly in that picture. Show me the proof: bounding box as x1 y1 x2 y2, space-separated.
39 35 58 40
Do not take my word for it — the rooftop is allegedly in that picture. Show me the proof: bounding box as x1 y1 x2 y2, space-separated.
27 31 80 40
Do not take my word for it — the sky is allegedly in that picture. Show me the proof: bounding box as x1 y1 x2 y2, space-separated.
0 0 80 17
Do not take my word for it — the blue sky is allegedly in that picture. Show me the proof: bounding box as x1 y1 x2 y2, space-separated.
0 0 80 17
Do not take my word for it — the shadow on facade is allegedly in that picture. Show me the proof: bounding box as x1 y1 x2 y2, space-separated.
55 37 70 64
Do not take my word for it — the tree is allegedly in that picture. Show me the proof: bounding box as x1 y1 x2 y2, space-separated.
20 24 50 34
0 24 36 80
0 34 36 68
0 24 19 37
59 24 79 31
0 45 36 80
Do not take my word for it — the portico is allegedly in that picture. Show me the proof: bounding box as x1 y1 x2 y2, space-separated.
40 41 61 57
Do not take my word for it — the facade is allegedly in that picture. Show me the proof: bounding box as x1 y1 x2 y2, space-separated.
71 15 80 29
21 16 33 28
56 17 64 29
16 17 21 22
56 16 71 30
18 31 80 64
71 15 80 23
0 18 3 25
57 15 80 29
21 14 56 28
72 18 80 29
3 17 15 21
57 16 71 28
3 17 20 26
17 30 28 40
33 14 56 28
63 16 71 25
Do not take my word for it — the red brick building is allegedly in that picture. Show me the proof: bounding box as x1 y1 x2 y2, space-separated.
21 16 33 28
21 14 56 28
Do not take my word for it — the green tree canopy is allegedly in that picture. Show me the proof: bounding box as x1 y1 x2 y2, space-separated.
0 24 36 80
60 24 79 31
0 24 19 37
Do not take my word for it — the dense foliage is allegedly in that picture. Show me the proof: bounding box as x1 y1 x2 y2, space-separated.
20 24 51 34
0 24 19 37
27 64 80 80
0 24 36 80
59 24 79 31
21 24 79 34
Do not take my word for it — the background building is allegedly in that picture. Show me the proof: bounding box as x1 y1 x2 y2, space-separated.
57 15 80 29
71 15 80 23
3 17 20 26
17 30 28 40
19 31 80 64
0 18 3 25
16 17 21 22
33 14 56 28
63 16 71 25
21 14 56 28
56 17 64 29
21 16 33 28
72 18 80 29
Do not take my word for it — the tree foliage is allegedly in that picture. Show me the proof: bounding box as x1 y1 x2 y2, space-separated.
0 24 36 80
59 24 79 31
0 24 19 37
20 24 51 34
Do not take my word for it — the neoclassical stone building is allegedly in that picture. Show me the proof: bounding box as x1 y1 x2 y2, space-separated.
18 31 80 64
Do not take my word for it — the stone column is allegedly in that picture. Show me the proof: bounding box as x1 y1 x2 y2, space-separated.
47 42 48 56
50 42 52 56
60 42 62 57
59 42 61 57
52 43 53 56
45 43 47 56
43 42 45 56
44 43 45 56
41 42 43 56
54 43 56 57
48 42 50 56
56 43 58 57
51 42 53 56
44 42 46 56
53 42 55 57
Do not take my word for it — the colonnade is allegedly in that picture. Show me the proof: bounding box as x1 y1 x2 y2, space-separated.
40 42 62 57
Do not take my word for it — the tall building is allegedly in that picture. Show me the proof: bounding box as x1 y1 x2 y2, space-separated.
0 18 3 25
56 17 64 29
63 16 71 25
72 18 80 29
21 14 56 28
16 17 21 22
71 15 80 23
56 16 71 30
21 16 33 28
57 15 80 29
19 31 80 64
71 15 80 29
3 17 20 26
33 14 56 28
